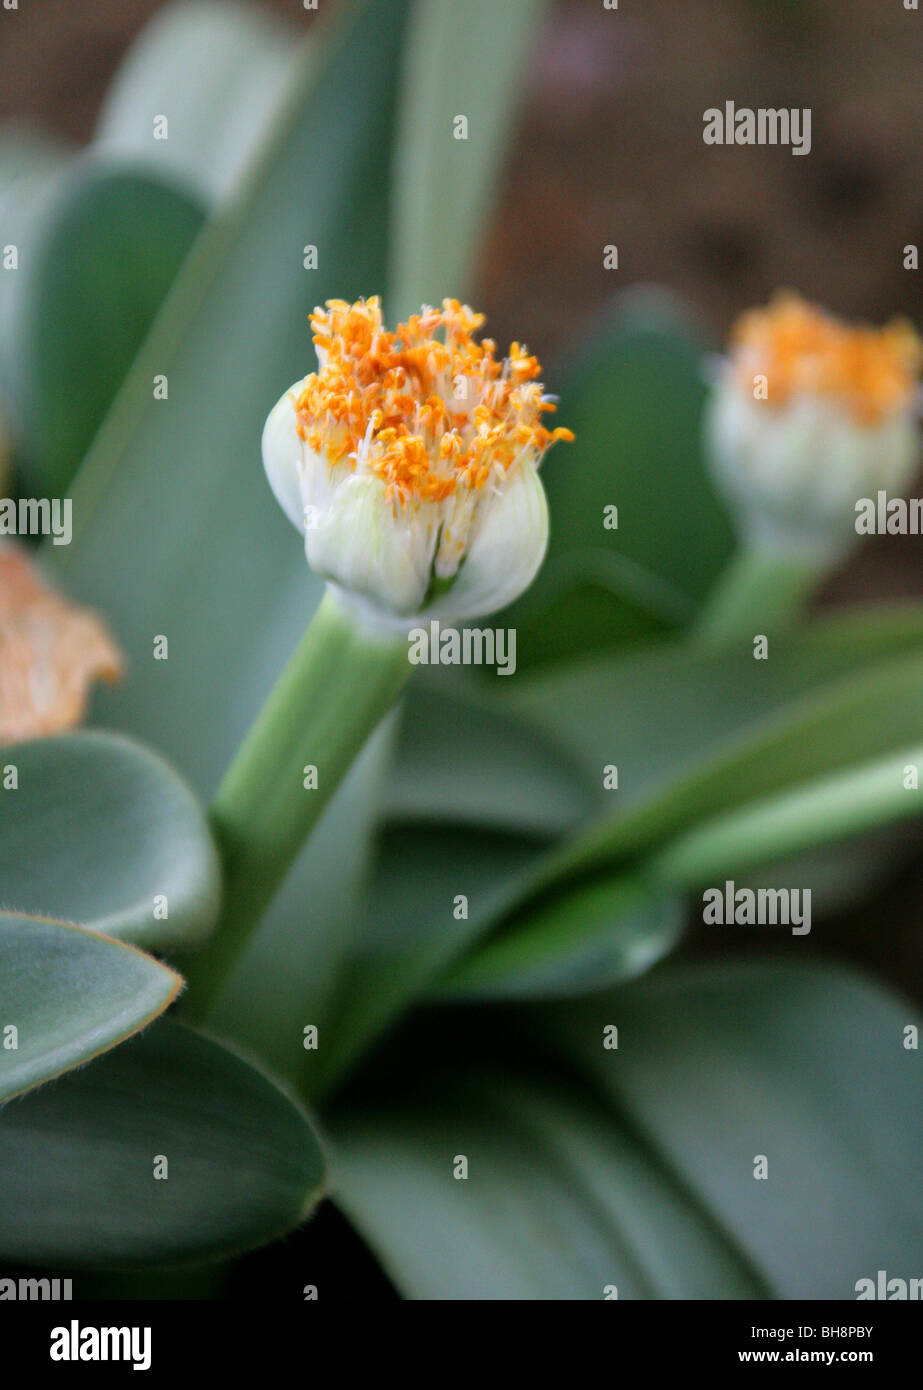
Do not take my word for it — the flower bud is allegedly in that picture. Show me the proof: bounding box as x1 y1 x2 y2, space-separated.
262 297 571 627
704 292 922 560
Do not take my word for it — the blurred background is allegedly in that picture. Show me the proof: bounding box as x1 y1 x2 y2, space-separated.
2 0 921 1296
3 0 922 602
5 2 923 330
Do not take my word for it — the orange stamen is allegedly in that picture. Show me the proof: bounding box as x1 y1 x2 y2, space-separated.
293 298 572 506
731 291 923 425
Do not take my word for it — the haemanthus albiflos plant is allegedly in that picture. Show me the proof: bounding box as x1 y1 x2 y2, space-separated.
186 296 572 1015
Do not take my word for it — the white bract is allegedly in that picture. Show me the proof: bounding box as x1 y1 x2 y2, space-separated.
262 298 571 629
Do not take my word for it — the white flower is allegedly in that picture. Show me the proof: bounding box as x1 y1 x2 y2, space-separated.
262 297 571 628
704 293 922 560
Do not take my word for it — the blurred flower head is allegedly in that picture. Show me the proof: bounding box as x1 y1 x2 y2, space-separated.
263 297 572 626
704 292 923 558
0 544 122 745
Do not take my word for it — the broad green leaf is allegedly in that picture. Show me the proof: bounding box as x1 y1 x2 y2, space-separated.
501 290 735 665
49 0 414 1065
504 563 680 670
332 959 921 1299
503 602 923 914
385 679 593 835
0 731 220 950
0 125 72 450
0 1021 325 1266
484 613 923 924
1 159 205 496
315 822 548 1095
388 0 548 318
321 837 678 1081
437 872 683 1001
94 0 301 204
0 912 180 1102
209 719 399 1086
381 603 923 840
537 960 923 1299
51 0 410 797
329 1019 766 1299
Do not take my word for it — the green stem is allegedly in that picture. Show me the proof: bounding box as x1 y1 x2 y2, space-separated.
696 546 825 644
184 589 410 1022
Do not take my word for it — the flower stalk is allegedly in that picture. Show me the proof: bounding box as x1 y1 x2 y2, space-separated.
696 546 823 642
184 589 410 1020
185 296 570 1023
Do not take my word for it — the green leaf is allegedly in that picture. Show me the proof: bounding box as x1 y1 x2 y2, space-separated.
388 0 548 318
0 731 220 950
385 679 593 835
94 0 301 204
502 290 735 666
0 1021 325 1266
331 959 921 1298
0 125 72 439
373 610 923 897
509 602 923 814
649 742 923 890
437 872 683 1001
315 822 547 1094
51 0 410 797
532 647 923 887
1 159 205 496
208 719 399 1086
491 612 923 922
0 912 181 1102
538 960 923 1299
48 0 414 1064
330 1019 766 1299
324 841 679 1068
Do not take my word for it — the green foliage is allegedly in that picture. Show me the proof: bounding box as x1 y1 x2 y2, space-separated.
332 960 922 1299
0 731 220 950
0 1022 326 1265
437 873 684 1001
388 0 549 318
1 161 205 496
0 913 180 1102
93 0 301 204
504 292 736 667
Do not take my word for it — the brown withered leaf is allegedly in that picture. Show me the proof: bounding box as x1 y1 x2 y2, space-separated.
0 544 123 745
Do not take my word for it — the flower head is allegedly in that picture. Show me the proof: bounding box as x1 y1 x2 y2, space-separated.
704 292 923 558
263 297 572 625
